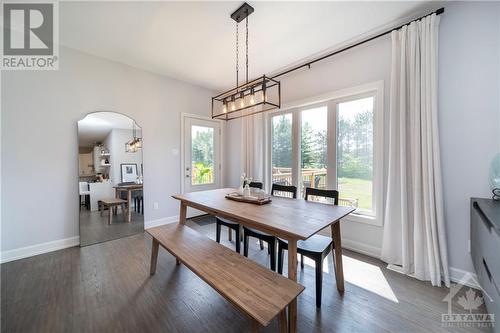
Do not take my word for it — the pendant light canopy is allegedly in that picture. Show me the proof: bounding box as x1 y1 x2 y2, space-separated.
211 3 281 121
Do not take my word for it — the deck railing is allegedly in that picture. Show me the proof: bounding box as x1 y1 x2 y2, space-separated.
272 167 358 208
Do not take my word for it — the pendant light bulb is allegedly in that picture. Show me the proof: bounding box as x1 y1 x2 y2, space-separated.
222 99 227 113
239 92 245 108
230 96 236 111
250 88 255 105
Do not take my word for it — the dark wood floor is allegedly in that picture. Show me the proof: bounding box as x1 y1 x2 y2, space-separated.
79 208 144 247
1 216 490 332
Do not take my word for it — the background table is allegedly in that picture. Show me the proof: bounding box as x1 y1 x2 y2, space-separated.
114 184 143 222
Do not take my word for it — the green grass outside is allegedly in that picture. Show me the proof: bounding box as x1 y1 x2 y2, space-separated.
338 177 372 211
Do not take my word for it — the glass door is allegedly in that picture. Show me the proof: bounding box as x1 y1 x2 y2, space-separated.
183 116 221 193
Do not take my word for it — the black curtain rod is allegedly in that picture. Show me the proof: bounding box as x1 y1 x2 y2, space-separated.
271 7 444 80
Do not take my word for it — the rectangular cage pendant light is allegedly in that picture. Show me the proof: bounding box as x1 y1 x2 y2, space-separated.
212 75 280 121
212 3 281 121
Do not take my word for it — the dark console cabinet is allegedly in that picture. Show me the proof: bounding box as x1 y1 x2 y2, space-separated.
471 198 500 325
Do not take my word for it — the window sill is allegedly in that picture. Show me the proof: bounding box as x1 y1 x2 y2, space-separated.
343 212 382 227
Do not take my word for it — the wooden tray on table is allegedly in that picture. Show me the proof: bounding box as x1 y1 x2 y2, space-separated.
225 192 272 205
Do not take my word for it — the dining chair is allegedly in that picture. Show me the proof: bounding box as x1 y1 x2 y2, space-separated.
277 187 339 308
215 182 263 253
243 184 297 271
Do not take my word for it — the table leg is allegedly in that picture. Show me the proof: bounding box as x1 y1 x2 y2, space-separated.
179 202 187 225
127 190 132 223
150 238 159 275
287 239 297 333
108 206 113 225
331 222 344 292
278 310 287 333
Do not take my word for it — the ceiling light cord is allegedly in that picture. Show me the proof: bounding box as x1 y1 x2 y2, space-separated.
245 16 249 84
236 22 239 88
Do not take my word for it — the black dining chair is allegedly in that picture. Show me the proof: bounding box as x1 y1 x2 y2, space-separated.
215 182 263 253
243 184 297 271
277 187 339 308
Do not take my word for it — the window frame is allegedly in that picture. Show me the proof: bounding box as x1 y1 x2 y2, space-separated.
266 81 384 227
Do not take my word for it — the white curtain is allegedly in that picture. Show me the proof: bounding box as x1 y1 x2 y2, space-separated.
381 14 450 287
240 113 266 185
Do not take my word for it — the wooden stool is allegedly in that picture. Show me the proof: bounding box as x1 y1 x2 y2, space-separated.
100 198 127 225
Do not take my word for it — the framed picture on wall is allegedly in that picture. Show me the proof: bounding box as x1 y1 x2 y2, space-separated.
121 163 138 183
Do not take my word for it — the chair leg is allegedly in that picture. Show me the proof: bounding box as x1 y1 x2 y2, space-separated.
315 257 323 308
301 254 304 269
243 235 249 257
235 227 241 254
216 222 221 243
259 239 264 250
269 240 276 271
228 228 233 242
277 244 284 275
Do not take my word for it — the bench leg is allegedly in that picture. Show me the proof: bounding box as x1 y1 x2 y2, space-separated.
278 310 287 333
150 238 159 275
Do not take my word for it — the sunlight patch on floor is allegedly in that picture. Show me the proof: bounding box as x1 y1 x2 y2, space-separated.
343 256 399 303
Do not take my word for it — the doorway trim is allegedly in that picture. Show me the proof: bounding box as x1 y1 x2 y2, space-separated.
180 113 225 194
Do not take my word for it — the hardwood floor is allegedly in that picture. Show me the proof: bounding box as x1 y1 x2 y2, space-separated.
1 216 491 332
79 209 144 247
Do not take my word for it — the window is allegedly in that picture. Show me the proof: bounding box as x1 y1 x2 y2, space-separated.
271 113 293 186
337 97 374 214
300 106 327 198
267 82 383 225
191 125 214 185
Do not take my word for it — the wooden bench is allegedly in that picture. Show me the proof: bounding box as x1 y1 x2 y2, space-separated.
147 224 304 332
99 198 127 225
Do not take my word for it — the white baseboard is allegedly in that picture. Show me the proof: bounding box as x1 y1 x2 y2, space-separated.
144 215 179 229
449 266 480 289
1 236 80 264
1 216 179 264
341 238 381 259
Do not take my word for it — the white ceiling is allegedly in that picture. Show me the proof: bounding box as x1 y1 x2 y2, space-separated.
60 1 437 92
78 112 140 146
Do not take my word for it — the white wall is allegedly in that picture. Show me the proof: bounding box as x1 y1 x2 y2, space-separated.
438 1 500 274
1 46 214 254
226 2 500 275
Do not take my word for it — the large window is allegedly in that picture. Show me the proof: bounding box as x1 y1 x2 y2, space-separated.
271 113 293 186
268 82 383 225
301 106 327 198
337 97 374 214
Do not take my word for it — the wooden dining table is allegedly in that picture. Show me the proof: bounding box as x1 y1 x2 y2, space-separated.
173 188 355 332
114 184 143 222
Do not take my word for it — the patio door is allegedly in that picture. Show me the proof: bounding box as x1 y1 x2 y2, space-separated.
183 115 222 194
